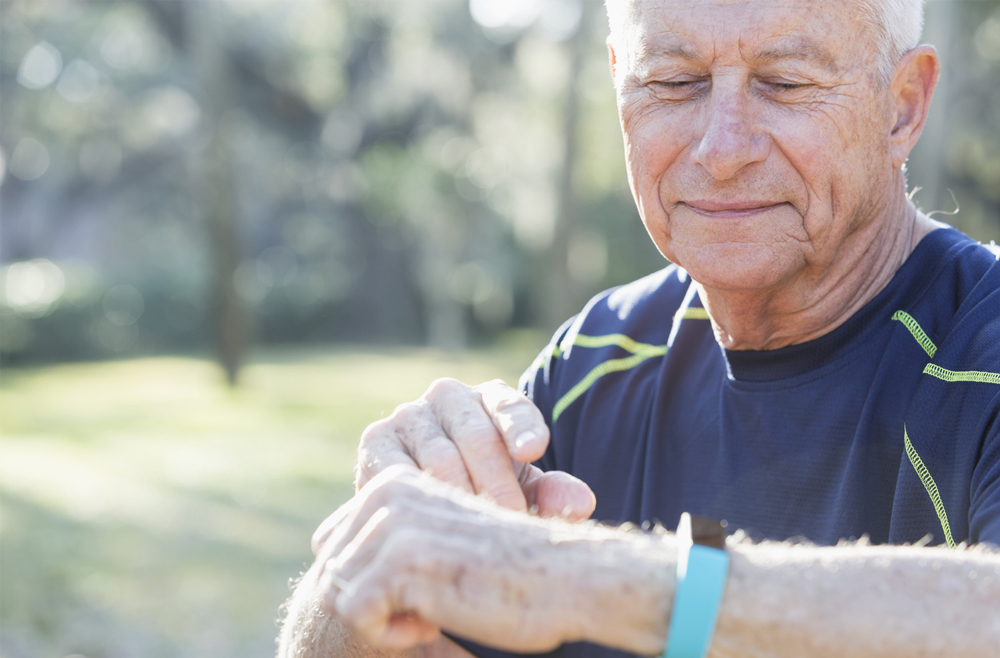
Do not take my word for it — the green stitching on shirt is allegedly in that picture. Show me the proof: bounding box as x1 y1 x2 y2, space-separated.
903 425 956 548
523 333 667 386
673 306 710 322
552 349 666 422
526 306 705 388
923 364 1000 385
891 310 937 358
562 333 667 356
533 301 708 419
533 310 703 408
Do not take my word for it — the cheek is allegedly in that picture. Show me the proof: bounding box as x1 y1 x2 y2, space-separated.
770 106 890 236
620 100 692 231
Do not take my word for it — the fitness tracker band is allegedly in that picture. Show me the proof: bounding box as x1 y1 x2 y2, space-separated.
662 513 729 658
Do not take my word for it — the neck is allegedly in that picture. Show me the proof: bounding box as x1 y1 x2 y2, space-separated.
699 194 939 352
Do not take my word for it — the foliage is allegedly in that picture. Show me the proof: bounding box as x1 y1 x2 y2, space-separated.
3 0 997 371
0 0 666 370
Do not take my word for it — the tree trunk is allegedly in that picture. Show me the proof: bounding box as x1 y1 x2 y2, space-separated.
186 0 246 385
543 1 594 331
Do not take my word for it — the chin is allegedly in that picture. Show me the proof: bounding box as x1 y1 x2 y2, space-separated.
671 242 802 292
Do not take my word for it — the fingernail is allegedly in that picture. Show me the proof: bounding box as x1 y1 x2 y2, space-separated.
514 430 538 450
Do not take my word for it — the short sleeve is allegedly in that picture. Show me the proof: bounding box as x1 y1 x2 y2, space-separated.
519 316 577 473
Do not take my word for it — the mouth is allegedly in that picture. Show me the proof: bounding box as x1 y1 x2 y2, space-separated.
681 200 788 219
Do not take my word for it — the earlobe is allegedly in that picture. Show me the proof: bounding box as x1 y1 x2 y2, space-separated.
889 45 940 169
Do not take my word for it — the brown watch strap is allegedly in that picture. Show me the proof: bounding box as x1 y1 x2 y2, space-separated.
689 515 728 550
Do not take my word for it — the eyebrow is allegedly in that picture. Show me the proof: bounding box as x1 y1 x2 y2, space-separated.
633 39 701 66
751 40 840 72
643 42 701 61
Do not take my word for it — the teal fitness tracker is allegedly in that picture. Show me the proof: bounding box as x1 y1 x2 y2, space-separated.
662 513 730 658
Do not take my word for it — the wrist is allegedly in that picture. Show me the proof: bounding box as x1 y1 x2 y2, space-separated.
662 514 730 658
559 526 677 654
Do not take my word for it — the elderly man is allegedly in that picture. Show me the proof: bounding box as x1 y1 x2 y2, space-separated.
278 0 1000 656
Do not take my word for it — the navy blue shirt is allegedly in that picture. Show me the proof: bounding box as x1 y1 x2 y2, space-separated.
458 228 1000 658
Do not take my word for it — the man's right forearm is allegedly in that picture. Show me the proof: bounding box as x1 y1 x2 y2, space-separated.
278 563 468 658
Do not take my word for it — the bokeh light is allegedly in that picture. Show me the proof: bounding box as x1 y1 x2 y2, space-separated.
17 41 62 89
2 259 65 318
9 137 50 181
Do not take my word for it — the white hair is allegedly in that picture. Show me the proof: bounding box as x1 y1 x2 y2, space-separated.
856 0 925 83
605 0 925 85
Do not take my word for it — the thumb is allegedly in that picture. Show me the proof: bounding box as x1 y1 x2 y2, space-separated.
523 469 596 522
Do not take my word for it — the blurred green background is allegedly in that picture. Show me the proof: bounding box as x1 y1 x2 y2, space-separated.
1 1 999 657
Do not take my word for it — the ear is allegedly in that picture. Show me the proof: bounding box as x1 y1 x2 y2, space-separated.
889 45 940 169
607 38 618 83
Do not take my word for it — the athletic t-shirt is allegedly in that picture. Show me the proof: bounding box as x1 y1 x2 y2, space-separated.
455 227 1000 658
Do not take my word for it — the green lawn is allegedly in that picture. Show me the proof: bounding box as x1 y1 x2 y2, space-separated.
0 340 540 658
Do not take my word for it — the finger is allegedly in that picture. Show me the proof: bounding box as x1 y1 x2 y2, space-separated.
476 380 550 463
356 418 419 491
324 505 393 587
329 572 394 646
426 379 527 511
333 582 442 651
318 467 423 565
311 493 365 555
329 488 475 586
389 404 475 494
330 532 438 650
312 509 345 556
521 468 596 522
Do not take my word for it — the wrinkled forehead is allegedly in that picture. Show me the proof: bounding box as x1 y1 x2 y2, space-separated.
611 0 874 71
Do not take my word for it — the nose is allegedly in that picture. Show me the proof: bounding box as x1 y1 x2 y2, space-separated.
692 79 770 180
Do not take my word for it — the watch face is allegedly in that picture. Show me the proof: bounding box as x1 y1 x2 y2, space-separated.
690 515 727 550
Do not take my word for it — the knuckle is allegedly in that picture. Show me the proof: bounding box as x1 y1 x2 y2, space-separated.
356 437 391 480
456 414 500 444
424 377 468 401
478 378 513 391
388 399 425 422
358 416 393 449
491 392 531 414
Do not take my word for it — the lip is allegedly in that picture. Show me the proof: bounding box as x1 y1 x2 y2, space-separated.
682 200 787 218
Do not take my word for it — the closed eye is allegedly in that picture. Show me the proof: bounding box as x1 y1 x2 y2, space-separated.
646 78 708 99
759 79 812 92
653 80 698 89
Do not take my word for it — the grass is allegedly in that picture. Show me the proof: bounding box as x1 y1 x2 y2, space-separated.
0 339 541 658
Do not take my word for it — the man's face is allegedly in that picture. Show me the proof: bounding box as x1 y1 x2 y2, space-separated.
614 0 898 292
